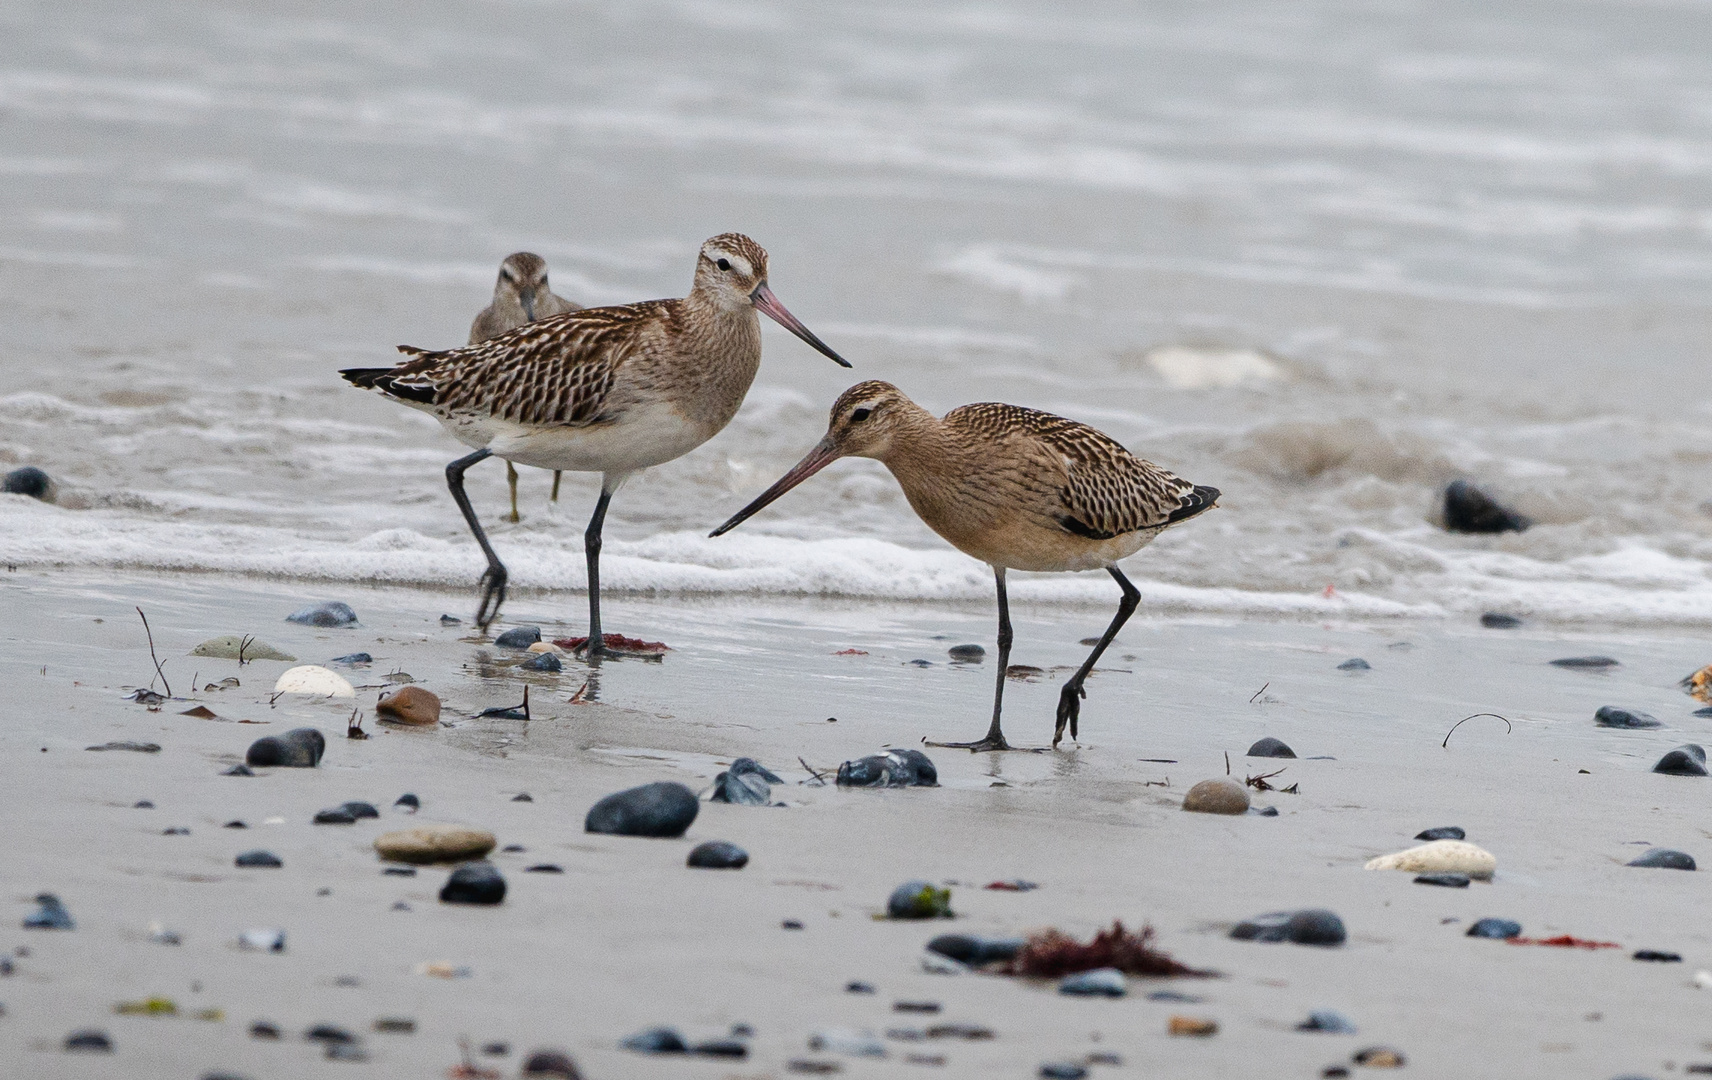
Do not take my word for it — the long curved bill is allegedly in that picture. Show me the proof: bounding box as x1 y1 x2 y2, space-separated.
710 437 842 537
751 282 852 368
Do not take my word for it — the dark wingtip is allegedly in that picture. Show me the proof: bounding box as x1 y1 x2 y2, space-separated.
1167 484 1221 524
339 367 390 388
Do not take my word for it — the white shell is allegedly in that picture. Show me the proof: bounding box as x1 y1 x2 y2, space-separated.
1364 839 1496 879
271 665 355 697
525 641 566 655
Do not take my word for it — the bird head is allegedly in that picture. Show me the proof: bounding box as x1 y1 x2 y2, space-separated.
495 252 551 321
694 233 851 367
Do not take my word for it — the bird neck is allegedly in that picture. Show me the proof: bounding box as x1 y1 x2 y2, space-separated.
874 406 977 515
669 294 763 428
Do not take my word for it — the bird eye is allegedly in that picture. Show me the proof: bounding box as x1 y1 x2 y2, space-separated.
716 257 731 271
850 407 872 423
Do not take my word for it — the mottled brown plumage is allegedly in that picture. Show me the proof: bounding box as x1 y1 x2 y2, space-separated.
340 232 852 647
712 380 1218 749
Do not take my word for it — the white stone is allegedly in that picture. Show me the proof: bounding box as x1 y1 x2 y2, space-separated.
525 641 566 655
1694 970 1712 990
272 665 355 697
1364 839 1496 880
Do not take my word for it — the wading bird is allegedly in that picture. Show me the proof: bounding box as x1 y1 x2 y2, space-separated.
342 233 851 656
712 381 1217 749
469 252 583 523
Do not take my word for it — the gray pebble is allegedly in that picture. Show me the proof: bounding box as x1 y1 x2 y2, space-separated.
925 933 1024 966
1297 1009 1357 1034
1480 613 1523 629
64 1029 111 1053
948 644 985 662
1466 918 1521 939
585 782 699 837
494 626 541 648
1627 848 1695 870
1414 826 1465 841
439 862 506 905
1057 967 1126 997
235 850 282 868
245 727 325 768
687 841 749 869
1653 745 1707 776
1247 737 1295 758
621 1027 686 1054
1414 873 1470 887
1231 909 1345 946
1337 658 1370 671
23 894 73 930
1596 706 1661 729
1553 656 1620 669
519 651 561 672
3 466 56 501
286 602 359 628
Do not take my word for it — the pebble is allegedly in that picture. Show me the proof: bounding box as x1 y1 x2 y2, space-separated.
948 644 985 662
342 801 379 819
1698 707 1712 718
222 764 255 776
1653 744 1708 776
525 864 563 873
519 651 561 672
1230 909 1346 946
1443 479 1529 533
710 770 771 805
730 757 784 782
329 653 372 665
192 636 295 661
3 465 57 501
223 821 245 828
439 862 506 905
1353 1047 1405 1068
286 601 359 628
163 826 190 835
908 659 932 667
1414 873 1471 887
887 881 953 919
246 727 326 768
250 1021 282 1039
837 750 936 787
307 1024 357 1043
1058 967 1126 997
494 626 542 648
808 1029 886 1057
134 800 154 808
376 686 441 726
622 1027 687 1053
1337 658 1370 671
86 741 160 752
272 665 355 697
687 841 749 869
314 807 358 825
1553 656 1620 669
847 981 876 993
892 1001 940 1013
520 1049 584 1077
234 850 282 868
238 928 285 952
1633 950 1682 962
919 952 969 975
585 782 699 837
1168 1016 1218 1037
1480 612 1523 628
440 614 461 625
23 894 74 930
512 793 533 802
1182 778 1249 815
1298 1010 1357 1034
64 1029 112 1052
394 793 420 810
1039 1065 1087 1079
1364 839 1495 879
1596 706 1661 729
373 1017 415 1033
1148 990 1202 1003
1414 826 1465 841
374 825 496 864
693 1039 748 1057
925 933 1025 966
1246 737 1296 758
1466 918 1522 939
1627 848 1695 870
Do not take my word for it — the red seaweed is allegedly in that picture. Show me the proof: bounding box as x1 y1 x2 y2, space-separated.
1000 921 1214 978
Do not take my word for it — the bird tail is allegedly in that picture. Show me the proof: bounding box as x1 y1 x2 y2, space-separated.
338 367 393 389
1167 484 1220 524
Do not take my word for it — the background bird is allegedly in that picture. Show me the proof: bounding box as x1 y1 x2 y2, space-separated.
469 252 583 522
342 233 851 656
712 380 1218 748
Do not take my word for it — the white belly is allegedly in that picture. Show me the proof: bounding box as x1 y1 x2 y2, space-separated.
435 400 710 476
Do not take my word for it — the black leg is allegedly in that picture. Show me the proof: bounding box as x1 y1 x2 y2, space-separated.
926 567 1024 752
1053 566 1140 747
550 470 562 503
582 487 613 660
445 448 507 631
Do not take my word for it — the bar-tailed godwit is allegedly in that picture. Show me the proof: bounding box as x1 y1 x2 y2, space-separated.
468 252 583 523
712 380 1218 749
342 233 852 656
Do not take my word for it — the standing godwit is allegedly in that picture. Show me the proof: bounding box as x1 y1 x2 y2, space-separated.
712 381 1217 749
468 252 583 523
342 233 852 656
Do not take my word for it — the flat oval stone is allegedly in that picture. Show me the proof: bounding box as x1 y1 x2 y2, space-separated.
709 770 770 805
1653 744 1708 776
1182 778 1249 815
1466 918 1522 939
4 465 56 501
494 626 541 649
1596 706 1661 729
272 666 355 698
621 1027 687 1054
1364 839 1495 879
691 1039 747 1057
520 1049 582 1077
313 807 357 825
1414 826 1465 841
64 1029 112 1052
888 880 952 919
394 793 420 810
519 651 561 672
246 727 325 768
1297 1010 1357 1034
234 850 282 868
1627 848 1695 870
1552 655 1619 668
192 635 295 661
1039 1065 1088 1080
1246 737 1295 758
1634 949 1682 962
1058 967 1126 997
439 862 505 905
286 602 359 628
1337 658 1370 671
585 782 699 837
341 801 379 819
1414 873 1471 887
1480 613 1523 628
1231 909 1346 946
329 652 372 665
376 686 441 726
926 933 1025 966
948 644 986 662
374 825 497 864
687 841 749 869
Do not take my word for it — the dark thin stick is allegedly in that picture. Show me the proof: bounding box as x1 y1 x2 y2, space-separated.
568 680 589 704
1224 750 1230 776
237 634 255 666
1249 682 1269 704
1442 712 1511 749
798 756 830 785
522 684 530 722
136 606 172 697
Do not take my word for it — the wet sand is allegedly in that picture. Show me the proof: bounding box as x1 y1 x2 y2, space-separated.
3 567 1711 1078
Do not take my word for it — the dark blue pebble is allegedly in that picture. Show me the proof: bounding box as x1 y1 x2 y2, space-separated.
621 1027 687 1053
314 807 357 824
1415 826 1466 841
1337 658 1370 671
286 602 358 627
3 466 54 500
519 651 561 672
520 1050 580 1076
512 793 532 802
481 1042 508 1056
64 1029 111 1052
585 782 699 838
23 894 74 930
948 644 985 662
134 800 154 808
847 981 876 993
329 653 372 665
1653 745 1707 776
1596 706 1661 729
1628 848 1695 870
246 727 325 768
836 749 938 787
494 626 541 648
250 1022 282 1039
525 864 563 873
222 764 255 776
163 826 190 835
394 793 420 809
306 1024 357 1043
1414 873 1470 887
1633 950 1682 962
1480 612 1523 628
1058 968 1126 997
383 867 415 876
908 659 933 667
709 769 770 805
224 821 246 828
1553 656 1619 668
1147 990 1202 1003
687 841 749 869
1247 737 1295 758
440 863 506 904
1230 909 1345 946
1297 1010 1357 1034
341 801 379 819
692 1039 747 1058
440 614 461 624
729 757 784 783
235 850 283 868
1466 918 1522 939
927 933 1025 965
1443 479 1529 533
1039 1064 1087 1079
1697 706 1712 718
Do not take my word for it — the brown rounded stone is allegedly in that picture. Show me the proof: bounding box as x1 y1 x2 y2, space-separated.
374 825 496 864
1181 778 1250 815
375 686 441 726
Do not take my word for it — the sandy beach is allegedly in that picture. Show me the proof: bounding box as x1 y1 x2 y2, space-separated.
4 567 1710 1079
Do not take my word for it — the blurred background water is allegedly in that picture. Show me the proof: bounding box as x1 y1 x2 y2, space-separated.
3 0 1711 623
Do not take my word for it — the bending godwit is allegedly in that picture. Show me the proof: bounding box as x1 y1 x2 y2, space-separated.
342 233 852 655
712 381 1217 749
468 252 583 523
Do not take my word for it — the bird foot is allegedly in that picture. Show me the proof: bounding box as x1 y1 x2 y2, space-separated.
923 734 1045 753
1053 682 1087 746
474 567 508 631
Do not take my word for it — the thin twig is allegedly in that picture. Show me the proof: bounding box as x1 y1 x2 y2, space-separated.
1442 712 1511 749
136 607 171 698
237 634 255 666
1224 750 1230 776
798 756 830 785
568 681 589 704
1249 682 1269 704
522 684 530 722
